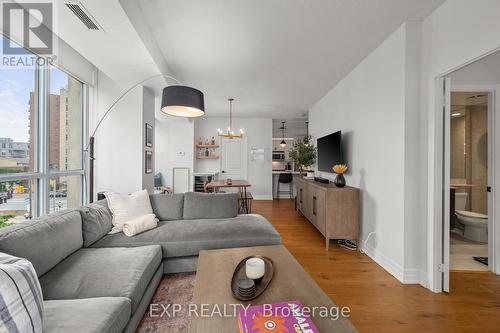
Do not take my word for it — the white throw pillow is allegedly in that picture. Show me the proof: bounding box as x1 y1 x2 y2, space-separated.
123 214 158 237
105 189 154 233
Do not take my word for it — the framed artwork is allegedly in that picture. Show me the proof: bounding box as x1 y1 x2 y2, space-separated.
145 150 153 174
145 123 153 147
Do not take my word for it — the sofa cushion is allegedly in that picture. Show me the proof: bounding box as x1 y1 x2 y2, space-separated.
0 210 83 277
183 192 238 219
43 297 131 333
91 214 281 258
149 193 184 220
39 245 161 313
78 200 113 247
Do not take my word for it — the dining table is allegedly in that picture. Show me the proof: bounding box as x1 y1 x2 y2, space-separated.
205 179 252 214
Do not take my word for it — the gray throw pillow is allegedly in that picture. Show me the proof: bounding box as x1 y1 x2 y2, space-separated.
183 192 238 220
78 199 112 247
149 193 184 221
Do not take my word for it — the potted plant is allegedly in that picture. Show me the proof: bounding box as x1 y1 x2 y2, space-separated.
288 135 317 175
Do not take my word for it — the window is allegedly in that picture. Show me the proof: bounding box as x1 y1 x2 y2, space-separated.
0 35 87 226
49 66 83 172
49 175 82 213
0 50 36 174
0 179 36 226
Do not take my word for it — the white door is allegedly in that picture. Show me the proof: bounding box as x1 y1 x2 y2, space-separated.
173 168 190 193
487 91 496 273
220 138 247 180
443 77 451 292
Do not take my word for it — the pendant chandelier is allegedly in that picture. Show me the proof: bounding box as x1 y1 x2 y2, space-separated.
279 121 286 147
218 98 243 138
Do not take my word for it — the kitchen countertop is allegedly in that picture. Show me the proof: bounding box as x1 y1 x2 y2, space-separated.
272 171 301 174
193 172 219 176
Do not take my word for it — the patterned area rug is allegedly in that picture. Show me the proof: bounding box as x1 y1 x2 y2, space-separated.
136 272 196 333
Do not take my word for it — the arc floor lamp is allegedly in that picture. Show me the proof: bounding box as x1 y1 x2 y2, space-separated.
87 74 205 202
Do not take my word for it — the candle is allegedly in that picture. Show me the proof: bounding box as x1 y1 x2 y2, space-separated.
246 258 265 280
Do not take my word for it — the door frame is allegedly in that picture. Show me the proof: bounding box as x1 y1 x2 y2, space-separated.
437 80 499 291
443 77 451 292
449 85 497 275
220 137 248 180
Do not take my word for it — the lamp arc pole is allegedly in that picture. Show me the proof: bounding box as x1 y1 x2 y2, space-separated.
87 74 181 202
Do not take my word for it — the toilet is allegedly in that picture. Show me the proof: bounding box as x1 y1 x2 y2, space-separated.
454 192 488 243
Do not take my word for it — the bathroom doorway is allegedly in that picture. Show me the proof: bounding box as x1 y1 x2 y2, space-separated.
449 91 490 272
434 50 500 293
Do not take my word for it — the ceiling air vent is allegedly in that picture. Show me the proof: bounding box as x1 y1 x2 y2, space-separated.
64 1 103 31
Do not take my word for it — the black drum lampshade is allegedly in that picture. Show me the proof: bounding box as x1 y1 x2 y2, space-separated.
161 85 205 117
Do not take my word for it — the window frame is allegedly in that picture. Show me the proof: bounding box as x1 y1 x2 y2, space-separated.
0 49 88 218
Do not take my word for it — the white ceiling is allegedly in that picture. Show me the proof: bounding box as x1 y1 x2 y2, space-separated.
133 0 444 118
55 0 444 119
54 0 162 85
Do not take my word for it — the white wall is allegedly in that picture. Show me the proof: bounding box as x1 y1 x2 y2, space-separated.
154 120 170 187
403 22 423 279
309 23 422 283
56 39 97 86
142 88 155 191
194 117 273 199
449 53 500 85
420 0 500 291
154 118 194 190
309 0 500 291
93 71 155 195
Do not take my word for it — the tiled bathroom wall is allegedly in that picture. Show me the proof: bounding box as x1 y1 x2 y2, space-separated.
450 102 488 214
466 105 488 214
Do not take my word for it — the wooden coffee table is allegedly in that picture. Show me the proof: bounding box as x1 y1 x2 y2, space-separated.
188 245 357 332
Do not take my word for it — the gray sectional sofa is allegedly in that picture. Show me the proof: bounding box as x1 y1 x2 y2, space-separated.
0 192 281 333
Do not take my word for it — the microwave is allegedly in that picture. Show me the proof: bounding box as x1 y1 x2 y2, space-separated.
272 151 285 160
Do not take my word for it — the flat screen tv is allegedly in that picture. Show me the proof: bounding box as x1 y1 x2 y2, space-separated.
317 131 344 172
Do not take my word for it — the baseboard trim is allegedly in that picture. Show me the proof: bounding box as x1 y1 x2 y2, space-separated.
252 195 273 200
361 242 404 282
361 242 426 286
403 269 428 286
273 195 296 199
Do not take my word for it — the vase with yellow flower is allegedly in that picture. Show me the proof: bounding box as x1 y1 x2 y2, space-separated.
332 164 348 188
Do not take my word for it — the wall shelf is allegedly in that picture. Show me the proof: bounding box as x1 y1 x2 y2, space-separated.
196 144 219 148
197 156 219 159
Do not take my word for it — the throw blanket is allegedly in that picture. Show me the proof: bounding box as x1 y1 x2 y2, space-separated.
123 214 158 237
0 252 43 333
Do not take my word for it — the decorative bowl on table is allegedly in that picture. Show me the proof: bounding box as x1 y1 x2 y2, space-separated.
231 255 274 301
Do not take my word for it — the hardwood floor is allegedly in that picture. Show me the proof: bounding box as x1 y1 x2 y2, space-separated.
252 199 500 333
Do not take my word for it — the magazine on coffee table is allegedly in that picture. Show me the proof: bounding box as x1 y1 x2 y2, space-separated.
238 300 319 333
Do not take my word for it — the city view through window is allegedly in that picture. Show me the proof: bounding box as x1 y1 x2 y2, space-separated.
0 35 85 227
